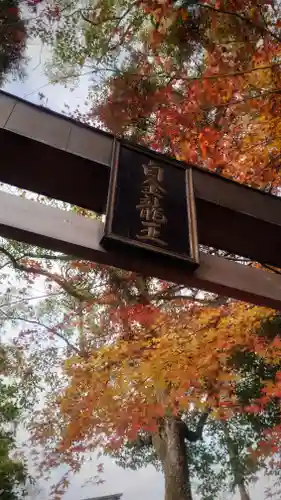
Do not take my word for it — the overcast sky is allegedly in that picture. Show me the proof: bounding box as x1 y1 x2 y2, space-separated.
3 37 91 113
0 33 271 500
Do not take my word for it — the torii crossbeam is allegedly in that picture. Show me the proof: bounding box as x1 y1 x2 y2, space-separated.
1 90 281 309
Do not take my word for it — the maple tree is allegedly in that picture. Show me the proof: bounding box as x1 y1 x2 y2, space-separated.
1 234 281 500
110 338 281 500
21 0 281 191
90 0 281 191
35 0 281 191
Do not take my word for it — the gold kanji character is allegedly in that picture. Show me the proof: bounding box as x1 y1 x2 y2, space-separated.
139 206 167 224
137 195 160 209
142 180 166 199
136 222 167 246
143 163 164 183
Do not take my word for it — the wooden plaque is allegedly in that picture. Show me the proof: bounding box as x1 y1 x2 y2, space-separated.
101 141 199 270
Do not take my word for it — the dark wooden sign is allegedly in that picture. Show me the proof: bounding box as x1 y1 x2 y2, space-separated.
101 141 199 269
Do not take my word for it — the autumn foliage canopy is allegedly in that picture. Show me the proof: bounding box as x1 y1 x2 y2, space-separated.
91 0 281 192
4 1 281 499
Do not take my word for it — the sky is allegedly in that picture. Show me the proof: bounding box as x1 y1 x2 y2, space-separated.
3 37 91 114
0 26 272 500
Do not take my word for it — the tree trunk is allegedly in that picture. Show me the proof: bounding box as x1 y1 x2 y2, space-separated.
222 423 251 500
153 417 193 500
238 483 251 500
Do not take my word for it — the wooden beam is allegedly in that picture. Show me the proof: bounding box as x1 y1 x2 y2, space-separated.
0 128 110 213
1 90 281 268
0 91 113 213
193 169 281 268
0 190 280 310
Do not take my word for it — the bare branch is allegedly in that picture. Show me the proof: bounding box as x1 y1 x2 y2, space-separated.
0 312 80 354
0 247 92 301
155 294 228 307
21 252 77 261
261 263 281 276
179 409 211 442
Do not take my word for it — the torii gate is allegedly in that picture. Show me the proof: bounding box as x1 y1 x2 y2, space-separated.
1 89 281 309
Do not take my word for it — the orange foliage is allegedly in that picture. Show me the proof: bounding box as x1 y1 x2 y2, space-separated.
16 252 281 498
94 0 281 191
31 301 277 466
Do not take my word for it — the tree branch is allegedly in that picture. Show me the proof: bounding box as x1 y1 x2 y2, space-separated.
179 409 211 442
260 263 281 276
155 294 228 307
81 2 138 27
0 247 92 301
177 62 281 82
21 252 77 261
0 312 80 355
135 275 150 304
135 434 153 448
150 284 187 300
199 2 281 43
